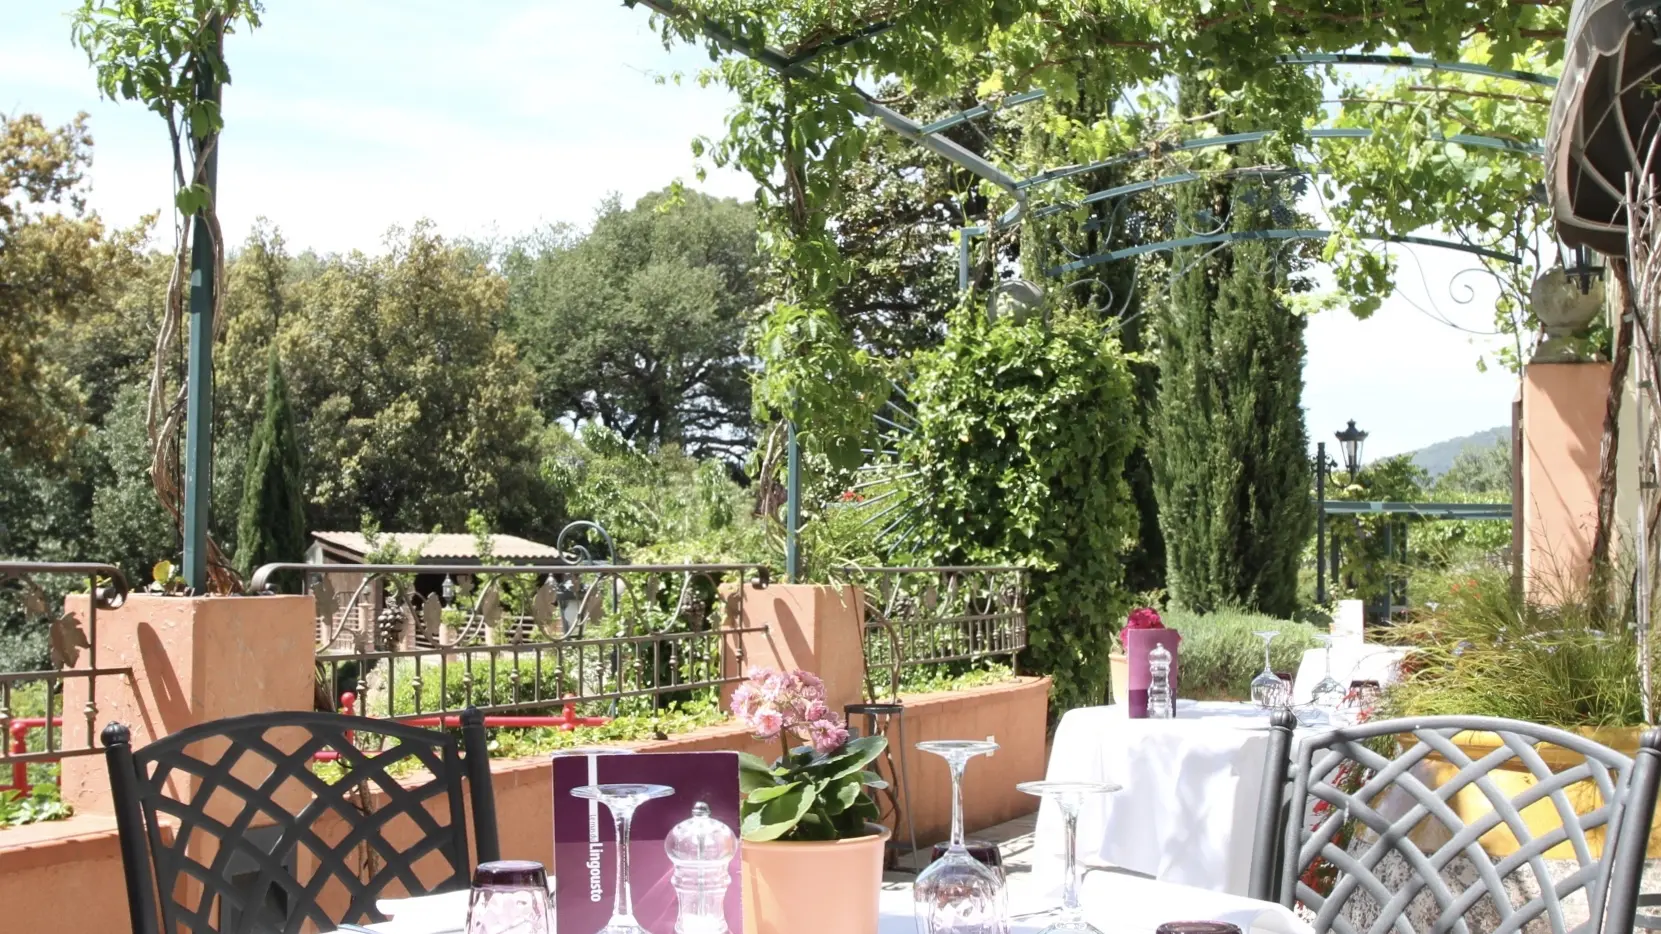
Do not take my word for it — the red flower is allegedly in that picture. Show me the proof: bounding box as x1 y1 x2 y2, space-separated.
1125 607 1163 630
839 490 865 503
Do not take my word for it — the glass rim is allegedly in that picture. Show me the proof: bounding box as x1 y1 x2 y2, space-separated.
916 739 1000 755
471 859 548 889
571 782 676 801
1016 779 1121 797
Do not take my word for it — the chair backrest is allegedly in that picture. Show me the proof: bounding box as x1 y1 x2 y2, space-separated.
1260 715 1641 934
104 708 500 934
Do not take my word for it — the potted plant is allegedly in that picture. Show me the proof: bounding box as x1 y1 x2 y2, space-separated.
730 668 891 934
1379 570 1652 858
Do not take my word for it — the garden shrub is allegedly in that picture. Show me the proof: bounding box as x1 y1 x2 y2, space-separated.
1380 569 1640 727
1158 607 1323 700
378 657 574 717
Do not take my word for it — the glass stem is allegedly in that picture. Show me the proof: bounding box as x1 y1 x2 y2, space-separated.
1061 803 1082 921
612 805 635 922
1262 639 1273 674
949 756 967 849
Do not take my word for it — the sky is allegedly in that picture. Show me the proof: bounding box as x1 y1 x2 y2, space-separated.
0 0 1521 461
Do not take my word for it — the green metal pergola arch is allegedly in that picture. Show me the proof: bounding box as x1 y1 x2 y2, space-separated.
630 0 1553 579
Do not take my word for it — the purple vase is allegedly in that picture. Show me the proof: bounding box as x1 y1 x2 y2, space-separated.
1125 628 1181 718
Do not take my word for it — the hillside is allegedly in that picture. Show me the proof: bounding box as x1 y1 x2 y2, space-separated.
1406 426 1509 478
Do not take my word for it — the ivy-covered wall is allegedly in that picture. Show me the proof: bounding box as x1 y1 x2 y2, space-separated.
905 308 1140 714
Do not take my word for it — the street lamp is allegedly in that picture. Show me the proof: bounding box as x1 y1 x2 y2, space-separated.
1335 420 1368 481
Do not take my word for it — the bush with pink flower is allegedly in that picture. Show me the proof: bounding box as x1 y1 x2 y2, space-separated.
730 667 888 841
1116 606 1163 651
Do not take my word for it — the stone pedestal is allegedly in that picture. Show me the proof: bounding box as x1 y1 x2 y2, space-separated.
1521 362 1612 599
722 584 868 718
57 593 316 815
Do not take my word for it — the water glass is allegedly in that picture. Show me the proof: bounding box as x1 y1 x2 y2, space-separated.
915 740 1007 933
1019 781 1120 934
571 782 676 934
466 860 552 934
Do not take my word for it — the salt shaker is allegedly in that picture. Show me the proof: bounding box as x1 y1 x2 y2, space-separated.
1147 642 1174 719
664 801 737 934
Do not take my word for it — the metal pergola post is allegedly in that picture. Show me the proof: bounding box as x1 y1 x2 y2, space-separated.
786 421 801 582
182 25 222 593
1315 442 1327 605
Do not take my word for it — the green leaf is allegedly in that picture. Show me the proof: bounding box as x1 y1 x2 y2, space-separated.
745 780 801 804
740 782 813 842
823 774 864 814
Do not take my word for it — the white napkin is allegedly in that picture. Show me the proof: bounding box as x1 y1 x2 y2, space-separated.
371 889 470 934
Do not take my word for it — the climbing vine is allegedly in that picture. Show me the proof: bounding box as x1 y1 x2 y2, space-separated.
72 0 264 592
646 0 1568 368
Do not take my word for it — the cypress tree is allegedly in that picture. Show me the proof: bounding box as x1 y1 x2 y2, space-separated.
236 346 308 580
1153 79 1314 616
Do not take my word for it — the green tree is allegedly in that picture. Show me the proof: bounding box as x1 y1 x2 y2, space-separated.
1154 80 1314 617
504 189 759 463
1434 438 1512 498
235 347 307 578
265 223 555 539
0 113 148 466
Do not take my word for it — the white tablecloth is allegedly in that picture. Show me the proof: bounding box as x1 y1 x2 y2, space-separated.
343 864 1311 934
1289 644 1406 705
1034 700 1326 898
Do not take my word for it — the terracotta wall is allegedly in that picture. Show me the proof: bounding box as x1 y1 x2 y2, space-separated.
0 678 1047 932
1520 362 1612 597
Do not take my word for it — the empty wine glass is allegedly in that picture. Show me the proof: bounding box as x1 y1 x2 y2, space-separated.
1248 631 1285 708
1310 636 1345 710
915 740 1007 934
571 783 675 934
1019 780 1121 934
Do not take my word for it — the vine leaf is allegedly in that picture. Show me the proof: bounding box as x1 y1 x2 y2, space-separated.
532 579 556 636
50 611 90 669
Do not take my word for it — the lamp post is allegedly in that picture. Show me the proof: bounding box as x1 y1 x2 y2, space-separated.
1315 442 1337 605
1335 420 1368 482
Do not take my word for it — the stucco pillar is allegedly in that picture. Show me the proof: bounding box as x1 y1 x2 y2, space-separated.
1521 362 1613 599
723 583 868 717
57 593 316 815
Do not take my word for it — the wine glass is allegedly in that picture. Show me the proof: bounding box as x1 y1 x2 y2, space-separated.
1309 636 1345 710
571 783 676 934
915 740 1007 934
466 861 552 934
1019 780 1121 934
1248 631 1285 708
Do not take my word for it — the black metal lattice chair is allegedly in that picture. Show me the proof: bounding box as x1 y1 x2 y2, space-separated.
103 708 500 934
1248 712 1661 934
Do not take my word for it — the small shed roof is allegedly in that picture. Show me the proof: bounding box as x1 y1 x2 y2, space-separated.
310 531 564 563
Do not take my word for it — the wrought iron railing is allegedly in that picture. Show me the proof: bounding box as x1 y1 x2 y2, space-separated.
840 566 1028 699
0 562 131 790
249 562 770 721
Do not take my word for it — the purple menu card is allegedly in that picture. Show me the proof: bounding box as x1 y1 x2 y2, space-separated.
550 751 742 934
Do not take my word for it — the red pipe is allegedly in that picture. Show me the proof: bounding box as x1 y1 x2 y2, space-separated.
5 717 62 795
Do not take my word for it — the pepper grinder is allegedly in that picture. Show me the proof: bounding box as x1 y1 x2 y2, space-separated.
663 801 737 934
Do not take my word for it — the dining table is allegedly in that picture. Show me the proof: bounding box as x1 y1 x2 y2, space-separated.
1032 699 1331 898
330 860 1312 934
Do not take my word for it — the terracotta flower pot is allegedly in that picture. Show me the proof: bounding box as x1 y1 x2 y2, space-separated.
740 825 890 934
1398 727 1657 859
1109 653 1130 706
